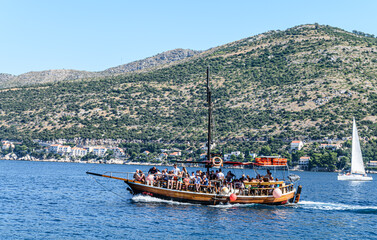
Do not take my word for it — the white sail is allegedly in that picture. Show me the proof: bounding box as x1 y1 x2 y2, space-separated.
351 118 366 175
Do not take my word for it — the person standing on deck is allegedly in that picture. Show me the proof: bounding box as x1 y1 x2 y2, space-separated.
148 166 159 175
172 164 180 175
217 169 225 180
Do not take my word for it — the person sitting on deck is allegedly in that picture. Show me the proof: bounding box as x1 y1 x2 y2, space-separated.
194 174 202 192
257 177 264 188
159 169 167 181
246 175 251 182
139 170 146 183
201 175 209 192
183 172 190 190
133 169 143 182
233 178 245 193
155 169 162 180
271 178 280 188
204 172 210 180
160 168 168 181
225 171 236 190
146 173 154 186
176 171 183 190
238 175 247 191
167 170 175 189
190 172 196 180
239 174 247 182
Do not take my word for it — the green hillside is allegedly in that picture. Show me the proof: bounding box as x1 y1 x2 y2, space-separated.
1 24 377 150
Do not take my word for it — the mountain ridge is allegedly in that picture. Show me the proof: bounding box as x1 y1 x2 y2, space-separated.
0 48 201 88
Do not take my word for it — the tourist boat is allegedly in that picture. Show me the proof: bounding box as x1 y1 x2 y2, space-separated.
87 68 302 205
338 118 373 181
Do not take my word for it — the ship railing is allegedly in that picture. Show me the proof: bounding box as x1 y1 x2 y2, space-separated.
235 183 294 197
103 171 295 197
103 171 135 180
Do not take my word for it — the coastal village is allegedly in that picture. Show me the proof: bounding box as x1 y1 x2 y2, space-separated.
2 139 376 171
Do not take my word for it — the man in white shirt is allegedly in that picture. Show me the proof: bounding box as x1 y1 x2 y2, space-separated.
217 169 225 180
172 164 180 175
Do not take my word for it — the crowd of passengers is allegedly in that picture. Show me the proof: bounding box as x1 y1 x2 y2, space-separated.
133 164 283 192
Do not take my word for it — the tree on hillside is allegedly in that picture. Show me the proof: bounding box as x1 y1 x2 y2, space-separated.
337 156 350 170
259 145 271 156
291 150 304 164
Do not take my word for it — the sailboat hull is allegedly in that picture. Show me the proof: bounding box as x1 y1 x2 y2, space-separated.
337 174 373 181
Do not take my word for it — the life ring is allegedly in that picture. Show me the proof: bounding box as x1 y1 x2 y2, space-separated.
212 156 223 167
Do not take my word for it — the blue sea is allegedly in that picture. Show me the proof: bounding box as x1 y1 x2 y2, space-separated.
1 160 377 239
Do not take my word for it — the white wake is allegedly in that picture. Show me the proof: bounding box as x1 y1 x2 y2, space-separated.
299 200 377 212
131 195 194 205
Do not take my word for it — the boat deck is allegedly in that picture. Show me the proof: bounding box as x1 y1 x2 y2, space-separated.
87 171 300 205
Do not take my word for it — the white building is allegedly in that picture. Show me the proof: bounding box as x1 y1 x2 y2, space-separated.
299 156 310 170
368 161 377 167
92 147 107 157
49 144 62 153
71 147 88 157
249 153 258 158
224 151 243 161
290 141 304 151
48 144 72 155
142 151 150 155
1 141 15 150
299 156 310 166
169 151 181 157
109 147 125 157
60 145 72 154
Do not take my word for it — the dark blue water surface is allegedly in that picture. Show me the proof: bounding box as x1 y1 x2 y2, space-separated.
1 160 377 239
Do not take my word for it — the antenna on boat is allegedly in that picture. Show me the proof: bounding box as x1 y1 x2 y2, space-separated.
206 66 212 173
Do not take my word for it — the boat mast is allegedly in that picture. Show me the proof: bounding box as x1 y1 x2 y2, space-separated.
206 66 212 172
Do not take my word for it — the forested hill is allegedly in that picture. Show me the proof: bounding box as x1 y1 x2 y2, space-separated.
1 24 377 145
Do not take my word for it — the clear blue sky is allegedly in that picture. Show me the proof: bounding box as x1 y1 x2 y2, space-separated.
1 0 377 75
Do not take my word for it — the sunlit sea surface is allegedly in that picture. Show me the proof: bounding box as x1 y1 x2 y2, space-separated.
1 160 377 239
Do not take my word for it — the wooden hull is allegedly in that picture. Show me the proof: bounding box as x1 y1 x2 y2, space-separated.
125 180 296 205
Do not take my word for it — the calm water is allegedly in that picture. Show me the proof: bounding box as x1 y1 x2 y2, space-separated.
1 160 377 239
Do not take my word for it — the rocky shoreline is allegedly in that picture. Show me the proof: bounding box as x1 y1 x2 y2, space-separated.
4 153 375 173
0 153 168 166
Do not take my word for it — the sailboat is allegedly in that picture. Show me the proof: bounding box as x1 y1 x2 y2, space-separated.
87 67 302 205
338 118 373 181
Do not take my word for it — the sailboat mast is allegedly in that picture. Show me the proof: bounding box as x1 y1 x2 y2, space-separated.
206 67 212 172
